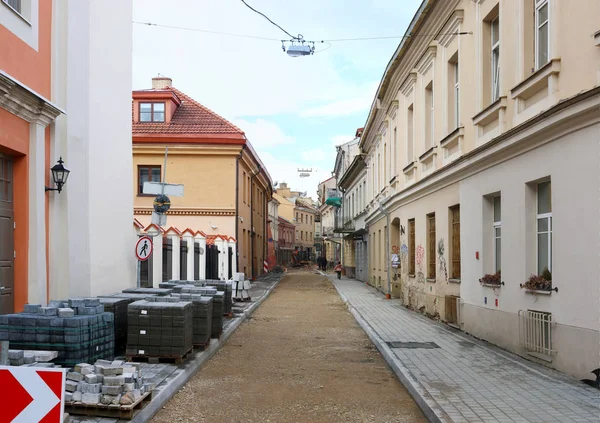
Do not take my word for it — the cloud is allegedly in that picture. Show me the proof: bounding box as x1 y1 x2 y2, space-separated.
301 148 337 163
299 81 379 118
259 151 331 200
233 118 296 149
329 135 355 146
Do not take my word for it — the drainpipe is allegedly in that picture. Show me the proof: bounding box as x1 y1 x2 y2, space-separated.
250 165 262 280
378 200 391 299
235 145 246 273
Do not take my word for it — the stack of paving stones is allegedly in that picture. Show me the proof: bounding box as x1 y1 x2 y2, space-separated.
121 287 173 296
126 300 193 358
165 279 232 316
172 286 224 338
0 299 115 366
64 360 152 406
8 349 59 367
170 294 213 347
96 297 132 356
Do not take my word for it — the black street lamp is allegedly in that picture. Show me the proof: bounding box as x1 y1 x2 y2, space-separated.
45 157 70 193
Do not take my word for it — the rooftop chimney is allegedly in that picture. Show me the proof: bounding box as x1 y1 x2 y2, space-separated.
152 76 172 89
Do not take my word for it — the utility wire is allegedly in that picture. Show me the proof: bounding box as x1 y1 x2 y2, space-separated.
240 0 299 40
133 21 280 41
133 21 473 45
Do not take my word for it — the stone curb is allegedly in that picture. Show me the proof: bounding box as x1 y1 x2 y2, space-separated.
130 277 283 423
319 271 450 423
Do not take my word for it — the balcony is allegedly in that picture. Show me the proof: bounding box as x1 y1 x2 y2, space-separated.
334 216 355 234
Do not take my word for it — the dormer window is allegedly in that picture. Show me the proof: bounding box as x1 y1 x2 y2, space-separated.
140 102 165 122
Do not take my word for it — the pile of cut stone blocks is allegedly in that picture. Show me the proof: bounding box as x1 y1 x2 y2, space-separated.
8 349 59 367
97 297 134 356
64 360 151 406
231 273 251 301
163 280 233 315
0 298 115 367
121 287 173 296
171 286 224 338
126 300 193 358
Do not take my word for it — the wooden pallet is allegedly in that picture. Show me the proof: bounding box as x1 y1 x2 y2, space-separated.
126 346 193 364
193 339 211 351
65 390 153 420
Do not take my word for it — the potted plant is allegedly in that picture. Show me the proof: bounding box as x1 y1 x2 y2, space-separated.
479 270 502 286
522 267 552 291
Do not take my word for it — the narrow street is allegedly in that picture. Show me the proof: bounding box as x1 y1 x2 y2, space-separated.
151 270 426 423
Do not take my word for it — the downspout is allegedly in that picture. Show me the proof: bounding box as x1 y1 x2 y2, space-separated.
250 165 262 280
235 144 246 273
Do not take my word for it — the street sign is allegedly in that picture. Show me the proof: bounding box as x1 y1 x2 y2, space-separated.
0 366 65 423
143 182 184 196
151 211 167 226
135 236 153 261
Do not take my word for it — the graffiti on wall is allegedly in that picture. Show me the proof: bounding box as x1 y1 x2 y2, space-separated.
416 245 425 269
400 243 408 271
437 238 448 281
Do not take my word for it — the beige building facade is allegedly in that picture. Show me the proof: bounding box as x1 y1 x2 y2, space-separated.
357 0 600 379
132 78 272 280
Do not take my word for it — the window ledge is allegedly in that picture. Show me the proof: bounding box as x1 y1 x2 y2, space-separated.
524 289 553 295
440 126 464 148
481 283 502 288
510 58 561 101
526 351 553 363
472 96 507 127
408 274 416 278
426 278 436 283
448 278 461 284
389 175 397 184
1 1 31 25
403 161 416 174
595 30 600 47
419 146 437 163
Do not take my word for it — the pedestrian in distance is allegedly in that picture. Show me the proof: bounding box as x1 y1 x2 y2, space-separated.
323 257 328 271
334 262 342 279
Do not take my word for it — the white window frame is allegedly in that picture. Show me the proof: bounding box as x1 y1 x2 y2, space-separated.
454 61 460 129
535 0 549 69
393 127 397 177
536 181 552 275
493 196 501 273
407 104 414 163
491 16 500 102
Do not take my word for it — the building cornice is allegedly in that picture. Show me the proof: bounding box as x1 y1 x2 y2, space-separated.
0 70 64 125
436 9 464 48
134 207 236 217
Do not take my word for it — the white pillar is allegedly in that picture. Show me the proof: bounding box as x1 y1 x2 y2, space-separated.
28 121 48 305
229 239 237 277
182 230 194 281
166 229 181 281
194 231 206 280
146 225 163 288
215 237 225 281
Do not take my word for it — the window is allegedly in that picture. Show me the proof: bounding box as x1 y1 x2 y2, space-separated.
427 213 436 279
243 229 247 258
493 196 501 272
450 206 461 279
408 219 416 275
139 102 165 122
407 105 414 162
310 216 313 225
301 214 304 224
296 230 298 240
243 172 247 203
138 166 161 195
377 153 381 191
535 0 549 68
453 60 460 129
3 0 21 13
491 16 500 102
537 181 552 276
425 82 434 148
384 142 387 185
310 232 312 242
392 127 397 176
296 212 298 222
301 231 304 241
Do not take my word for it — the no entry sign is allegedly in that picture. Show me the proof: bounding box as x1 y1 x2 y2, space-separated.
136 236 153 261
0 366 65 423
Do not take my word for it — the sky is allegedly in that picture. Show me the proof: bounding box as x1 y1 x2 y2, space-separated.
132 0 422 199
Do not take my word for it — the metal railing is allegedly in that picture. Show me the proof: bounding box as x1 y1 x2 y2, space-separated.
4 0 21 13
518 310 555 356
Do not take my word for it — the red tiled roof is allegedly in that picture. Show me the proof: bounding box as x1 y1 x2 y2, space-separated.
132 87 244 136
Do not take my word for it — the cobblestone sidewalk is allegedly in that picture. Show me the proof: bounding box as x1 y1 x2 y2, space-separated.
326 274 599 423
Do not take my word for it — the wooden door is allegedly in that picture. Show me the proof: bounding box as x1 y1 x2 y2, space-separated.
0 156 14 314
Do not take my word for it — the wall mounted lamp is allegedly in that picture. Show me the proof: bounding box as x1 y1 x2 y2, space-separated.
45 157 70 193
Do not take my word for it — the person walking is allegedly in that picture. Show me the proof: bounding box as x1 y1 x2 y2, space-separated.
323 257 328 271
334 261 342 279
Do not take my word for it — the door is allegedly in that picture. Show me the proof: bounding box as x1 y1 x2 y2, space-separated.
0 156 14 314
